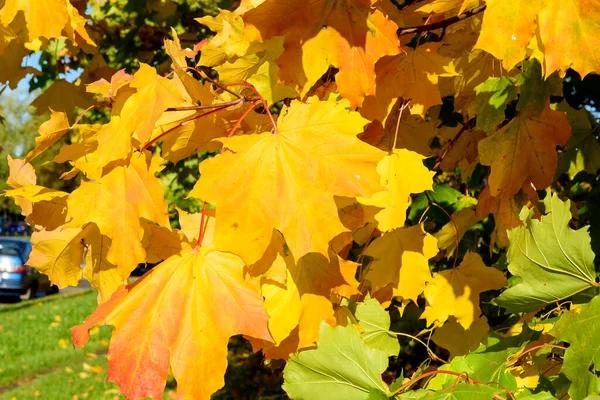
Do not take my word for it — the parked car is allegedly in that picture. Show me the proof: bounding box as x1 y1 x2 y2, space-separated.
0 237 58 300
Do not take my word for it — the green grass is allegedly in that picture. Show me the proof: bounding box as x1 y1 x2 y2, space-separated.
0 289 284 399
0 291 112 389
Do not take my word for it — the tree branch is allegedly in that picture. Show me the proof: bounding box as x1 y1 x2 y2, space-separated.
397 4 487 36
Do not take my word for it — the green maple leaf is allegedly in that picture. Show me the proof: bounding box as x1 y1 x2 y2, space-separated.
283 321 389 400
355 297 400 357
552 295 600 400
495 194 599 312
473 76 517 133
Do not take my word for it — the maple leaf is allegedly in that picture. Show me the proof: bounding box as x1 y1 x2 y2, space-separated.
0 13 40 89
4 185 68 230
355 297 400 357
72 246 272 400
364 224 438 302
421 252 506 329
551 295 600 400
26 109 70 161
86 69 133 102
190 96 384 264
90 64 185 166
478 105 571 198
196 10 250 67
438 46 496 114
241 0 400 107
26 225 89 289
471 76 517 133
0 0 73 42
432 315 490 359
358 148 435 232
6 155 36 189
417 0 481 15
197 12 297 104
475 0 543 70
495 194 599 312
31 79 94 115
66 152 169 279
538 0 600 77
283 322 390 400
252 231 356 351
476 183 539 248
435 206 480 255
362 42 457 121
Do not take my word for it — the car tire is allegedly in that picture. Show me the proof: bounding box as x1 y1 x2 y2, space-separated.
46 285 59 295
20 281 38 301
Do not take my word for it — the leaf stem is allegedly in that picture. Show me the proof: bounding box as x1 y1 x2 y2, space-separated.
227 101 260 138
425 193 460 268
505 344 567 366
196 201 208 250
142 104 233 150
390 369 503 400
388 330 447 364
397 4 487 36
391 100 411 153
225 83 278 134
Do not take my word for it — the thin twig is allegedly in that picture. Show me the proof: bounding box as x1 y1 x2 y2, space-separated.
506 344 567 366
397 4 487 36
71 102 111 128
432 119 474 171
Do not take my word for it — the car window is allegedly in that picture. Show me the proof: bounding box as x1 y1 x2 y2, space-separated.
0 241 29 260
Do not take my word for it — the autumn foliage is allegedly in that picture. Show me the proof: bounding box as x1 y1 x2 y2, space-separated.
2 0 600 399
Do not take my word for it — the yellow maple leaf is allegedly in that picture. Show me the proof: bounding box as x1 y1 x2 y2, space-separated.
475 0 543 70
190 96 384 264
364 224 438 302
72 246 272 400
359 149 435 232
241 0 400 108
27 225 88 289
26 109 70 161
421 252 507 329
434 206 480 255
432 315 490 358
4 185 68 230
66 152 170 278
6 155 36 189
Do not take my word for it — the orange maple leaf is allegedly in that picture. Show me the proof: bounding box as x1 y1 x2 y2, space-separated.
72 246 272 400
478 106 570 197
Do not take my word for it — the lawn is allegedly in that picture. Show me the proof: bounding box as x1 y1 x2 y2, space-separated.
0 290 284 400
